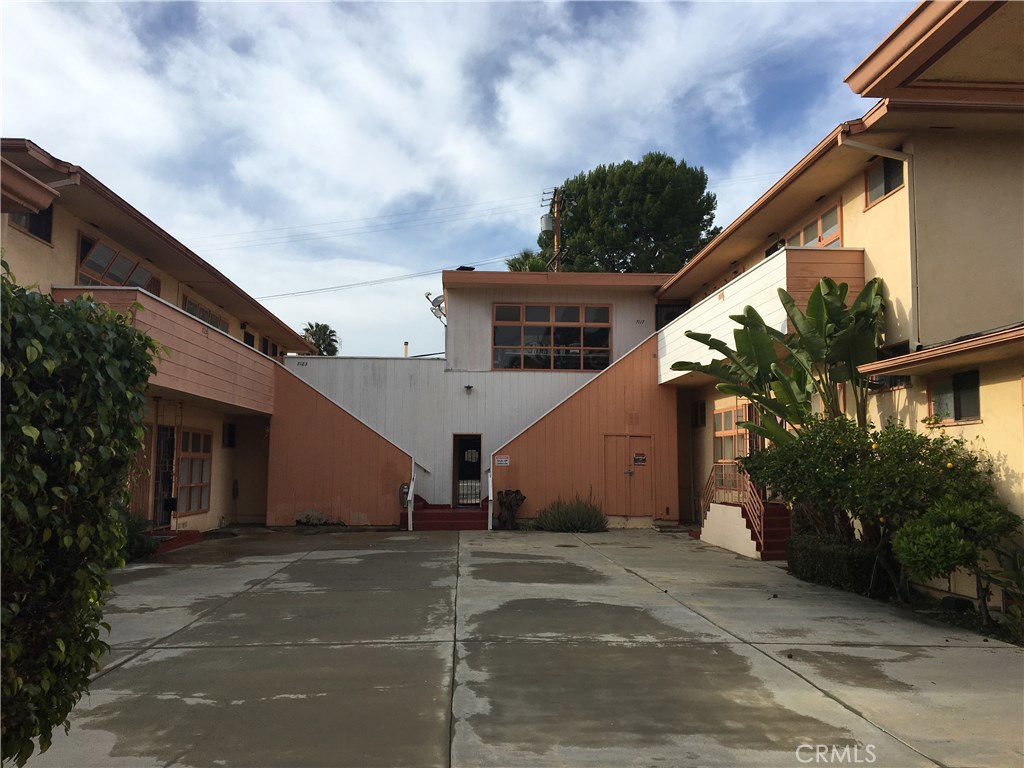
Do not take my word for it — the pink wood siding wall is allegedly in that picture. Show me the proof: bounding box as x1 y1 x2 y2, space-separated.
52 287 275 413
785 247 865 311
266 367 413 526
492 335 678 520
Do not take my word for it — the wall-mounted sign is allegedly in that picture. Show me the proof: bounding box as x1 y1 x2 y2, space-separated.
495 455 510 467
632 452 647 466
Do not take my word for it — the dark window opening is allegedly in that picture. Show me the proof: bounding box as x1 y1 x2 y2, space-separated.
10 205 53 242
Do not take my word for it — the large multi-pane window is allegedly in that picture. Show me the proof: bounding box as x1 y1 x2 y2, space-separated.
492 303 611 371
786 203 841 248
178 429 212 515
78 235 161 296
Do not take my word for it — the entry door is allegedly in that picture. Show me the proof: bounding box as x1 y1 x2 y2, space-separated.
603 435 653 517
153 426 176 526
453 434 482 507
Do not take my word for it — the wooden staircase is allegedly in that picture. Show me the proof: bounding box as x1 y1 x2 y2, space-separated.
399 503 489 531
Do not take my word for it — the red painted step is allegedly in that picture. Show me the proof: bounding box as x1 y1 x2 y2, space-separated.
399 507 489 531
151 528 203 554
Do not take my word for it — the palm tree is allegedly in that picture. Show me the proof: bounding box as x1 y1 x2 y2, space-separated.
506 248 549 272
302 322 339 356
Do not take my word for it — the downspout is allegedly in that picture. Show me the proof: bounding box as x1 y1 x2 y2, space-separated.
486 464 493 531
407 457 416 532
837 133 921 351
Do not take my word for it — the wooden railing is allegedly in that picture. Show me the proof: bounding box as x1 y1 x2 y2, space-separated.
700 470 716 522
700 463 766 552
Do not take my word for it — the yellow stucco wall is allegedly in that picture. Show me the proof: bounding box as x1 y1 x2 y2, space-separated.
2 206 252 342
836 170 913 347
912 132 1024 346
868 356 1024 519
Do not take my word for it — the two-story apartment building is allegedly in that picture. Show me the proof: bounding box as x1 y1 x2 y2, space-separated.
2 139 416 533
490 0 1023 569
286 2 1021 552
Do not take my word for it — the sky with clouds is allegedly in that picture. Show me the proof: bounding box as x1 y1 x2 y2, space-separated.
2 1 915 357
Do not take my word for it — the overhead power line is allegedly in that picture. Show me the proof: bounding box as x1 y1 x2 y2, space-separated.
199 201 541 253
256 252 519 300
187 191 544 242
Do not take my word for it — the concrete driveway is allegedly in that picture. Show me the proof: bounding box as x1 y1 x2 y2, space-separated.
32 529 1023 768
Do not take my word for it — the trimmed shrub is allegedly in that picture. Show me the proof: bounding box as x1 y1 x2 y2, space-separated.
1 272 158 765
786 534 881 596
120 514 159 562
536 494 608 533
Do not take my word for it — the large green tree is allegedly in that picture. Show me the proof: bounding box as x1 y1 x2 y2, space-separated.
537 152 719 273
302 322 339 356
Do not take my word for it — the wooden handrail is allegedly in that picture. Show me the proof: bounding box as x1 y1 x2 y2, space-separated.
701 463 767 552
740 471 765 552
700 469 716 522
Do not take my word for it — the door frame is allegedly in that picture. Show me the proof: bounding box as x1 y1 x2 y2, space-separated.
452 433 483 507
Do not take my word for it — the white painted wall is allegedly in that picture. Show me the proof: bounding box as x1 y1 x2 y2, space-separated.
701 503 759 559
445 286 658 371
658 251 789 383
284 356 596 505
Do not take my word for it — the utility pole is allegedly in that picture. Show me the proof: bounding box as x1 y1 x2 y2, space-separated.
540 187 568 272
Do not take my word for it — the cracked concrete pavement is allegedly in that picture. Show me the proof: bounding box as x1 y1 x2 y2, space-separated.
31 528 1024 767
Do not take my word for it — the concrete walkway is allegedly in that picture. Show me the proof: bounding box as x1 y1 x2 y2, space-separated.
33 529 1023 768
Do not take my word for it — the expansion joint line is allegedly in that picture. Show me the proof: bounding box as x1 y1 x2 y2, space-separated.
447 532 461 768
571 534 948 768
93 534 336 685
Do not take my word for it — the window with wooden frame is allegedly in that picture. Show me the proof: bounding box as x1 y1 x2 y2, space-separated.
865 156 904 207
492 303 611 371
713 403 751 464
786 203 841 249
178 429 212 515
183 295 230 333
78 235 162 296
712 401 757 501
930 370 980 423
10 205 53 243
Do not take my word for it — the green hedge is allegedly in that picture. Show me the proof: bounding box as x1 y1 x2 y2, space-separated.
1 272 158 765
786 534 882 596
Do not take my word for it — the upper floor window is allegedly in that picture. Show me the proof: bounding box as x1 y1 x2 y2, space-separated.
930 369 980 423
78 235 161 296
787 203 841 249
865 156 904 207
9 205 53 243
183 295 230 334
492 303 611 371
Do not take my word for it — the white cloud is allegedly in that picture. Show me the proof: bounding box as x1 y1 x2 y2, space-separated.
2 0 916 355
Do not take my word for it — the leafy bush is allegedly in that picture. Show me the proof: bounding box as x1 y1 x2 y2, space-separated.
893 495 1020 624
120 513 159 562
536 494 608 533
1 273 157 765
741 415 871 541
786 533 882 596
990 543 1024 643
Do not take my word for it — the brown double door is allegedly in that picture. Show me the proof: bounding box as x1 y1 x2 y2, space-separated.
603 434 653 517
